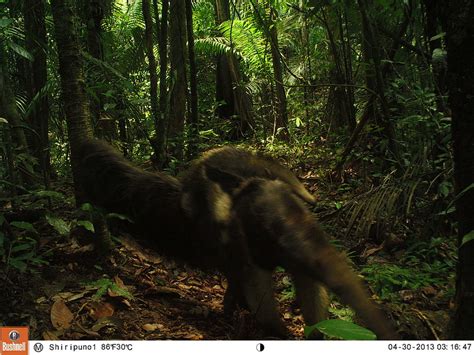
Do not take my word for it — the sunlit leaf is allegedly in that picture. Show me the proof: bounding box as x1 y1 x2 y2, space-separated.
45 215 70 236
76 220 95 233
461 231 474 248
305 319 376 340
9 42 33 61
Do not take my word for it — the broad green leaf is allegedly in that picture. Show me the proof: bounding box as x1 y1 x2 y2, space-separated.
305 319 376 340
0 117 9 124
10 221 37 233
9 42 33 61
45 215 70 236
461 230 474 248
76 220 95 233
0 214 5 225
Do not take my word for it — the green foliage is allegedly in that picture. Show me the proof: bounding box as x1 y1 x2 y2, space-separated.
45 215 70 236
218 19 270 75
89 278 134 300
0 14 32 61
0 216 47 273
278 274 296 301
461 231 474 248
10 221 36 233
362 237 456 301
34 190 65 200
305 319 376 340
194 37 233 57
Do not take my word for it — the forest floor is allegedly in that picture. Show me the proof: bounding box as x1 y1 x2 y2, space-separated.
1 157 455 340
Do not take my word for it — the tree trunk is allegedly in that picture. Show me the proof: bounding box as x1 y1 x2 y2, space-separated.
358 0 397 158
51 0 112 251
268 8 288 140
321 7 356 133
50 0 93 201
23 0 51 186
168 0 187 158
0 45 32 185
215 0 254 140
84 0 105 131
441 0 474 340
157 0 169 166
185 0 199 159
142 0 160 155
423 0 448 113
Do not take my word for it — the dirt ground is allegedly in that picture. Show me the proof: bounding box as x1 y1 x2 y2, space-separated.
1 225 452 340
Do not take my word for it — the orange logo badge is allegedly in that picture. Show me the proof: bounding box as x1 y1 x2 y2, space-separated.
0 327 28 355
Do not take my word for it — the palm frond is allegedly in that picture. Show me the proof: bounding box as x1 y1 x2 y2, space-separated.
342 173 424 240
24 81 57 120
194 37 233 57
218 19 271 76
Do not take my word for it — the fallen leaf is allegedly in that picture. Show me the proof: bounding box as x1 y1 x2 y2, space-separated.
67 291 89 302
362 244 384 258
51 300 74 330
88 301 115 321
142 323 164 332
91 316 123 332
114 275 125 288
52 292 75 302
36 296 47 304
43 330 60 340
421 286 437 297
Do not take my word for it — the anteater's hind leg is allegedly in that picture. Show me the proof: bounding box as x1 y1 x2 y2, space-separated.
292 274 329 339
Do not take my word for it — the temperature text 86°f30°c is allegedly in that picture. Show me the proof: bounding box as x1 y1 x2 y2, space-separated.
101 343 134 351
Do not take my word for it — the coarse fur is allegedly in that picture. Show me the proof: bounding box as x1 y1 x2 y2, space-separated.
180 151 398 339
224 177 398 339
179 146 316 261
77 140 196 262
78 140 398 339
180 146 315 220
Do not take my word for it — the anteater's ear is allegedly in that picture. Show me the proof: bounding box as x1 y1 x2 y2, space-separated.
203 163 244 195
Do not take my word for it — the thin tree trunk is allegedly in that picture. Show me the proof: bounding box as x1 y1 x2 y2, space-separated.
84 0 105 132
358 0 397 158
185 0 198 159
142 0 160 155
24 0 51 186
0 54 28 152
152 0 161 45
0 45 33 185
335 5 410 173
321 7 355 132
268 7 288 140
168 0 187 158
423 0 447 113
215 0 254 139
441 0 474 339
157 0 169 166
